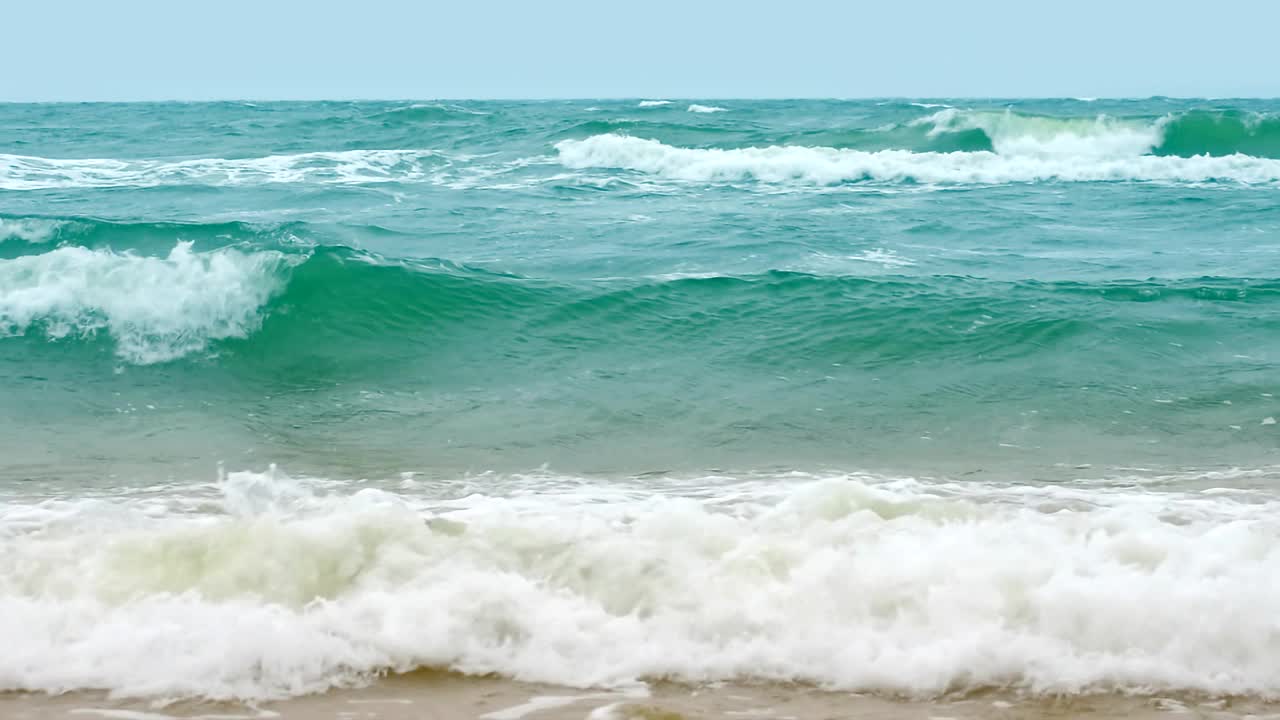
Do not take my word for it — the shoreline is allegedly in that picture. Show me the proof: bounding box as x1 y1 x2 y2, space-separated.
5 673 1279 720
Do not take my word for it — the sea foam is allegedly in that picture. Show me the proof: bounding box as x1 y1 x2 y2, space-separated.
0 217 74 244
0 242 296 363
914 108 1162 157
556 134 1280 185
3 468 1280 700
0 149 444 191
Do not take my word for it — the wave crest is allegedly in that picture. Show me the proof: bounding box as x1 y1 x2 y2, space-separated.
916 109 1161 157
0 149 446 190
5 232 1276 367
0 217 76 245
911 108 1280 159
0 241 297 364
1155 110 1280 158
555 134 1280 185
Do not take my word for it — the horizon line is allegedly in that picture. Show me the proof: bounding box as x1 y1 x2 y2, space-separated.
1 95 1277 105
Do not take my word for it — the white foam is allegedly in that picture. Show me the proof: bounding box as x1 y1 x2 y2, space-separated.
4 468 1280 700
687 104 728 113
0 242 297 363
0 149 444 191
915 109 1162 158
482 694 614 720
70 707 177 712
637 100 673 108
0 217 72 244
845 249 916 268
555 134 1280 186
70 710 276 720
586 703 624 720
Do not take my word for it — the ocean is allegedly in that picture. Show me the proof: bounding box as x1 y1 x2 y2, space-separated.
1 98 1279 715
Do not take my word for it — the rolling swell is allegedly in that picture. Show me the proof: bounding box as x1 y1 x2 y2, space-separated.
368 102 495 124
4 237 1276 372
556 133 1280 185
0 148 450 190
559 109 1280 160
0 214 320 255
7 107 1280 195
1154 110 1280 158
777 125 994 153
912 108 1280 158
555 118 745 146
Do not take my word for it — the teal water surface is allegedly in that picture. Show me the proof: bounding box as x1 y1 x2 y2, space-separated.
2 98 1279 482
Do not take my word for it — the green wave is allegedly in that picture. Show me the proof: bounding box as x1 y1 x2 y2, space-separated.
904 108 1280 158
368 103 497 125
777 126 994 153
3 218 1277 376
554 119 745 148
1154 110 1280 158
6 235 1277 472
0 214 411 259
226 251 1280 378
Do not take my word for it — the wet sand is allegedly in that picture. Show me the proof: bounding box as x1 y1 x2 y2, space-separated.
4 673 1279 720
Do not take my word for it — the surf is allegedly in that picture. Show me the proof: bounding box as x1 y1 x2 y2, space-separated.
555 133 1280 185
909 108 1280 159
0 241 299 364
5 466 1280 700
5 233 1276 366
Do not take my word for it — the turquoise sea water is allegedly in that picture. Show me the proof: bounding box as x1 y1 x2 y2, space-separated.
4 98 1279 481
2 99 1280 701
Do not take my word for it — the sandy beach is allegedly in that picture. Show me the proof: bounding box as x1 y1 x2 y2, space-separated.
5 673 1279 720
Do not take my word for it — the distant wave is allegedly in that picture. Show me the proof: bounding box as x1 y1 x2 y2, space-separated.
556 134 1280 185
557 118 738 141
770 109 1280 161
637 100 672 108
687 104 728 113
0 149 448 190
1154 109 1280 158
912 108 1280 159
370 102 492 123
8 110 1280 192
911 109 1162 158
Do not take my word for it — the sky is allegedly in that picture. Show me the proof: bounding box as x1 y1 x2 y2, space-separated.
3 0 1278 101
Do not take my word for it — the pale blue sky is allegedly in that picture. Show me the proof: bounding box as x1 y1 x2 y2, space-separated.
4 0 1277 101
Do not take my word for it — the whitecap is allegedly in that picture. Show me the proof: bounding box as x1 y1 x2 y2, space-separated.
0 242 297 363
555 134 1280 186
5 467 1280 700
0 217 72 243
0 149 446 191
